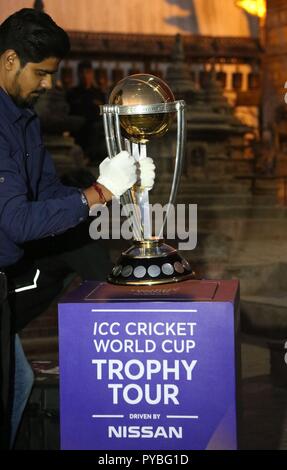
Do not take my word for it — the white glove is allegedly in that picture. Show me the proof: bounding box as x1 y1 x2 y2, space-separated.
136 157 156 190
97 151 137 198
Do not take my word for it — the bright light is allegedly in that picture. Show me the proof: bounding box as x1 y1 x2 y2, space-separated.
236 0 266 18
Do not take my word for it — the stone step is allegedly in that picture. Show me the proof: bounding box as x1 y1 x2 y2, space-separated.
197 205 287 219
164 259 287 297
151 193 278 206
225 262 287 296
179 181 251 193
19 302 59 340
107 205 287 223
97 211 287 242
154 182 251 195
21 325 58 339
21 335 59 360
19 277 81 343
178 194 278 206
199 217 287 240
241 295 287 340
187 196 278 207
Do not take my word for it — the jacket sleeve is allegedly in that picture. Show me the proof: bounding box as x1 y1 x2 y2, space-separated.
0 138 89 245
38 147 80 200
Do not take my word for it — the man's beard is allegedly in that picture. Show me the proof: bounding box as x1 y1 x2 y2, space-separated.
11 89 46 108
11 74 46 108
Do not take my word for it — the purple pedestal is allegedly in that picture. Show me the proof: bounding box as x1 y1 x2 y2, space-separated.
58 279 240 450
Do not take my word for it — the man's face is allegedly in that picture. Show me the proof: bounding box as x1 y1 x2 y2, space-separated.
9 56 60 107
79 67 94 88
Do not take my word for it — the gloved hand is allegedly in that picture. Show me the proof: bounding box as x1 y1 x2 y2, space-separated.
136 157 156 190
97 151 137 198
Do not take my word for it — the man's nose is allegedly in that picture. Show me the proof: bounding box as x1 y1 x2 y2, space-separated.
41 74 53 90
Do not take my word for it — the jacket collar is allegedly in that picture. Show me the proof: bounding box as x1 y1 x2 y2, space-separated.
0 87 35 124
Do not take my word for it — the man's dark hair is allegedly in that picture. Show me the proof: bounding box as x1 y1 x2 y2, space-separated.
0 8 70 66
77 60 93 73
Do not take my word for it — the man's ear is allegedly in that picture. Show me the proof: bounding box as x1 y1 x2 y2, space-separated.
4 50 20 71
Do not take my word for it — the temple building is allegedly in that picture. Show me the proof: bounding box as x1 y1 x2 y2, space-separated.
0 0 262 133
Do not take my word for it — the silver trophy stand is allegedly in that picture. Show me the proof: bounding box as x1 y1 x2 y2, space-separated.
101 100 195 285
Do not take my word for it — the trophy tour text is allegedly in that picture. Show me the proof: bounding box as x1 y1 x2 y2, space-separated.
91 320 197 405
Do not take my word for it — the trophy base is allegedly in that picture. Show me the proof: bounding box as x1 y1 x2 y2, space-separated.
108 239 196 286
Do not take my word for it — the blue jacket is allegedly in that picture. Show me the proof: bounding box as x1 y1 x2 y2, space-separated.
0 87 89 268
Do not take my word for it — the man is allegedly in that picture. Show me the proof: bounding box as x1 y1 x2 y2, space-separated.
0 8 155 448
0 271 10 448
66 60 107 165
